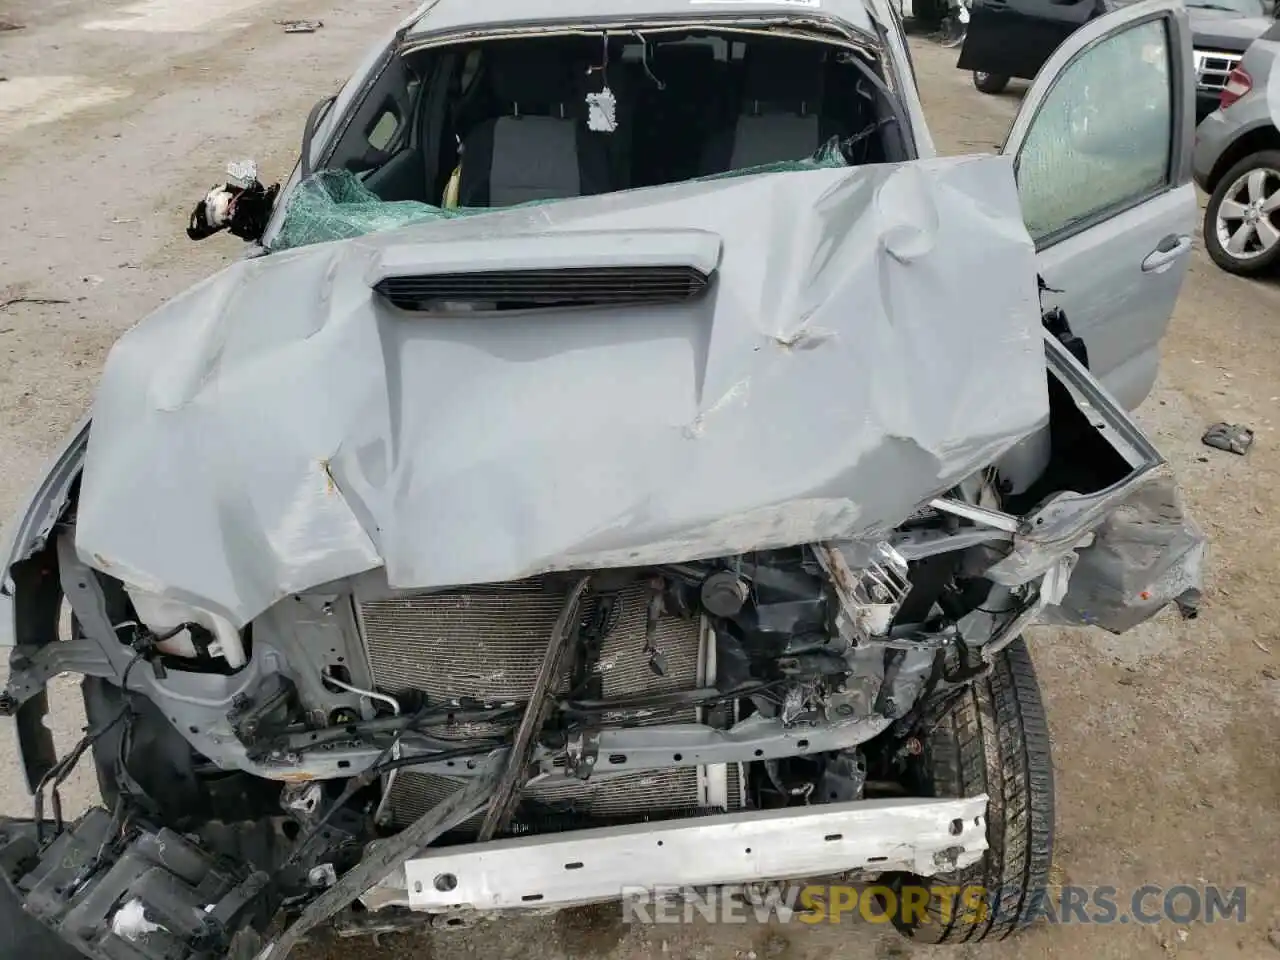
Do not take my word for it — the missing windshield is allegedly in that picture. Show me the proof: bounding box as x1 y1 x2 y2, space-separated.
272 29 904 251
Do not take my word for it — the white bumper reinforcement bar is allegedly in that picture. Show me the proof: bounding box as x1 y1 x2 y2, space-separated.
388 795 989 913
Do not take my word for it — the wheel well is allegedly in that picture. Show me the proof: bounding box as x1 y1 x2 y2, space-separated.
1207 125 1280 193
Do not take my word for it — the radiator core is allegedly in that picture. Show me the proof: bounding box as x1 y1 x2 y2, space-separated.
357 577 741 830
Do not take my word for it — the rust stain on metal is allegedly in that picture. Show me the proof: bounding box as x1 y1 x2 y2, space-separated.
814 543 858 598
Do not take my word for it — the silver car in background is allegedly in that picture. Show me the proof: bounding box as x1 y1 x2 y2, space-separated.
1194 21 1280 274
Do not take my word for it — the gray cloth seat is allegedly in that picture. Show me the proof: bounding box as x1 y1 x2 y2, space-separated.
457 45 613 207
699 42 828 174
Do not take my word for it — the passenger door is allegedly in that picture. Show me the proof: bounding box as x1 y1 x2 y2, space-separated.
1001 0 1195 410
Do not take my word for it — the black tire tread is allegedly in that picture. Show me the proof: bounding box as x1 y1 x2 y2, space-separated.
891 637 1055 943
972 72 1010 94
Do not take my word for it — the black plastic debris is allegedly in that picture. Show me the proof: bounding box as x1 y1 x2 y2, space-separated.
188 177 280 243
1202 422 1254 456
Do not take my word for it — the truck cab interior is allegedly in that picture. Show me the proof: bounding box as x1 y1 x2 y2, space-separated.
324 31 907 210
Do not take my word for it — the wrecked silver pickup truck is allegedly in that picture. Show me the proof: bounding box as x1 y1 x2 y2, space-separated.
0 0 1203 956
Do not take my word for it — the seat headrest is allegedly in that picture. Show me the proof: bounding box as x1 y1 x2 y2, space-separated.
652 44 717 71
742 42 826 114
487 43 583 114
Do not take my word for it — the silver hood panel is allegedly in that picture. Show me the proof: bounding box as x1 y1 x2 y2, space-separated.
76 155 1049 626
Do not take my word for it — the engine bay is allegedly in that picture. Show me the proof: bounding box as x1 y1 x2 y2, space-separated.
0 341 1204 950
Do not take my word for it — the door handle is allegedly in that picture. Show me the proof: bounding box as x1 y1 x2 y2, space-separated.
1141 234 1192 272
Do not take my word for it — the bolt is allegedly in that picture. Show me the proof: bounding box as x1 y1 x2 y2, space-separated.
905 736 923 756
933 845 964 869
231 693 251 711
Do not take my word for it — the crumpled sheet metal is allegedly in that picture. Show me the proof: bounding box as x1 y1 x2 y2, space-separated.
76 155 1049 627
1038 473 1205 634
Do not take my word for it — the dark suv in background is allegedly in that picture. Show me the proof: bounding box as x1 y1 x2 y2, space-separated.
961 0 1274 122
1194 20 1280 274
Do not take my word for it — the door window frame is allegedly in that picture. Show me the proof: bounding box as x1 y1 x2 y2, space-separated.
1000 0 1193 250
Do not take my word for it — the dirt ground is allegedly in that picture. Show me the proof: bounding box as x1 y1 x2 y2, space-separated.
1 4 1278 959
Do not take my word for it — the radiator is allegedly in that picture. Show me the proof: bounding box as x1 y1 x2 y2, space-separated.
357 577 743 830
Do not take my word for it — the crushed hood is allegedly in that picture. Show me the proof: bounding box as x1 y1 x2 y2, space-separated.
76 155 1049 627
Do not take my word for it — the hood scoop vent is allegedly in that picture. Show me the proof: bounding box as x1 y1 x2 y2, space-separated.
374 265 711 312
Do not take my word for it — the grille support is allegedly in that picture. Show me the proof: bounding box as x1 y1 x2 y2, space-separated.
1193 49 1242 93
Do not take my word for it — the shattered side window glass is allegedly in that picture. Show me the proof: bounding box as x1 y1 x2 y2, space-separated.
1015 18 1172 242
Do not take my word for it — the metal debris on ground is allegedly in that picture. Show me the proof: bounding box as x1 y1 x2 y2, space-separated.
1201 422 1254 455
276 19 323 33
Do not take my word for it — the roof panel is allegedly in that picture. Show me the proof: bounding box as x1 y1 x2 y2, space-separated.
403 0 874 41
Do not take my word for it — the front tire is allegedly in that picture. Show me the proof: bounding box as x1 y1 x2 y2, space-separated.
890 637 1055 943
1204 150 1280 276
972 71 1010 94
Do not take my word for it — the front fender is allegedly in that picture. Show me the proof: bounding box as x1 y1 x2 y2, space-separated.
0 417 92 647
0 419 92 794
